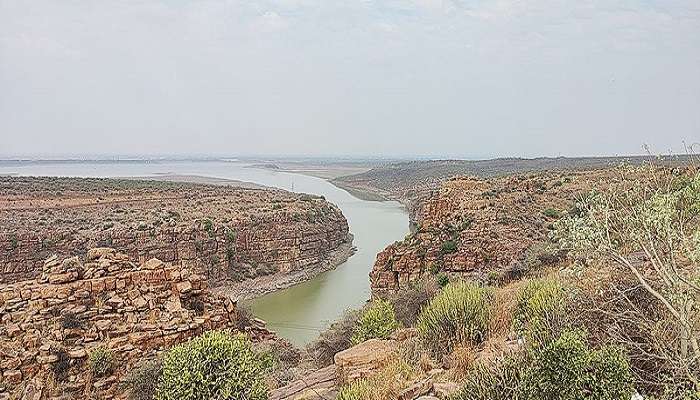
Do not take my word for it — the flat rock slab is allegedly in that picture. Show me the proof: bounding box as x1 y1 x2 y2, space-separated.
333 338 398 384
270 365 337 400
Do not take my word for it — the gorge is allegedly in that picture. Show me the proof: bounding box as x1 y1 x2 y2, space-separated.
0 160 409 345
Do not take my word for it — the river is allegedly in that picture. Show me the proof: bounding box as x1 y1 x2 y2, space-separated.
0 160 409 345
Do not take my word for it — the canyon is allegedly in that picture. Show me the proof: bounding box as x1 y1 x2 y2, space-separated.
0 176 351 298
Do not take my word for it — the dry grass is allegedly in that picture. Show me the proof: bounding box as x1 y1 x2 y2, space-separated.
488 282 520 337
336 357 422 400
445 344 476 382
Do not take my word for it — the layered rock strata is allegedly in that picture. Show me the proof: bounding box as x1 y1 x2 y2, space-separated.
0 177 350 297
0 249 271 399
370 170 610 295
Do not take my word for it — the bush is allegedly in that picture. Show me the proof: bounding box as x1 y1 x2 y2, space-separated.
441 240 458 254
514 278 567 347
417 281 492 357
89 347 114 377
455 354 528 400
306 310 360 368
155 330 268 400
61 312 82 329
351 299 399 344
436 273 450 288
336 359 417 400
336 379 372 400
234 303 253 331
520 330 632 400
523 242 564 273
543 208 561 218
254 339 301 387
388 278 438 326
123 360 162 400
454 330 632 400
51 347 72 380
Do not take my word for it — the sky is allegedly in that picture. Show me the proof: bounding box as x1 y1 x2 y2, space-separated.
1 0 699 159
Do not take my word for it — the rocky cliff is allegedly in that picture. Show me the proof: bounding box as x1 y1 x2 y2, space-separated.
0 249 272 399
0 177 351 297
370 170 610 295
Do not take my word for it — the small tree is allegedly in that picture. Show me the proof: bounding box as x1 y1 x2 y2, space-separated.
351 299 399 344
553 165 700 386
156 330 268 400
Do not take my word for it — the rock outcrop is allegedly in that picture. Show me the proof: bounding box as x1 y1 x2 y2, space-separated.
0 250 270 399
0 177 350 297
271 329 459 400
370 170 608 295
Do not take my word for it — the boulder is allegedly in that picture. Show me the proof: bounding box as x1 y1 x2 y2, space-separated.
333 339 398 384
87 248 115 260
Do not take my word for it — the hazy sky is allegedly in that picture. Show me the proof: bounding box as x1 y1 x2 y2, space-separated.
1 1 699 158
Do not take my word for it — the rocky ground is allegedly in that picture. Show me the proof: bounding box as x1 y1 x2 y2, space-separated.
0 176 351 298
369 169 613 295
332 155 693 222
0 249 275 399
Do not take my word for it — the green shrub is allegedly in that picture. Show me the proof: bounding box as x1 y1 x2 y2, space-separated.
155 330 268 400
428 262 441 275
417 281 492 357
123 360 162 400
441 240 458 254
203 218 214 236
455 354 528 400
520 330 632 400
61 311 82 329
543 208 561 218
351 299 399 344
453 330 632 400
436 273 450 288
336 379 372 400
51 347 72 380
514 278 567 347
89 347 114 377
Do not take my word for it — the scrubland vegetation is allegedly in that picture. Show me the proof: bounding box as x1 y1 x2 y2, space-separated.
120 163 700 399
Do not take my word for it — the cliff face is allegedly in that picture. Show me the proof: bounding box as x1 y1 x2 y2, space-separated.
370 170 607 295
0 249 272 399
0 177 350 295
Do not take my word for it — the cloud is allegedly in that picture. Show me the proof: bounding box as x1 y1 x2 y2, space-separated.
250 11 289 33
0 0 698 157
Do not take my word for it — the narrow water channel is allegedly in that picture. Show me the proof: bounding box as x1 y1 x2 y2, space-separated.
0 160 409 345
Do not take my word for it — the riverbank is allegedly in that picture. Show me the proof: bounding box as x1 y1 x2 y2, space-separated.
213 233 356 300
0 160 410 346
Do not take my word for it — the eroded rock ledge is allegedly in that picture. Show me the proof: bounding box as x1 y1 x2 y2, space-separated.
0 249 272 399
0 177 351 296
370 170 608 295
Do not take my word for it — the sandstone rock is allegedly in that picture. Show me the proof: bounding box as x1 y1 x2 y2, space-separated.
398 379 432 400
176 281 192 294
334 339 398 384
269 365 338 400
88 248 115 260
68 349 87 358
2 369 21 384
0 249 260 398
20 383 42 400
142 258 164 270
